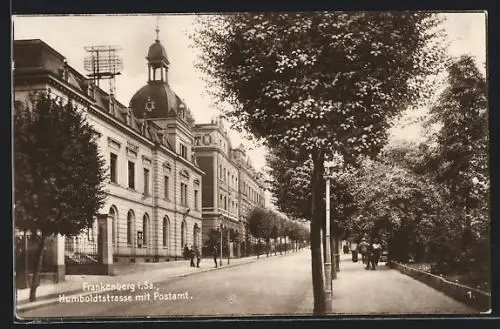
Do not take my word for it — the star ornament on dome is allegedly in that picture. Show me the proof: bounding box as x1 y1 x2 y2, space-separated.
145 97 155 112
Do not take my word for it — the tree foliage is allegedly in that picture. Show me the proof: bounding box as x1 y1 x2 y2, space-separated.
193 12 445 157
428 55 489 223
192 12 446 314
14 92 107 300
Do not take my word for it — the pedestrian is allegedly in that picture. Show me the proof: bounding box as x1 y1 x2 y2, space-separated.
342 240 349 254
359 238 370 265
366 237 382 270
183 244 189 260
350 240 359 262
194 245 201 268
189 246 195 267
211 245 218 268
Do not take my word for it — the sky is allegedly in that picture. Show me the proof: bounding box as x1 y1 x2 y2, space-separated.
12 12 486 174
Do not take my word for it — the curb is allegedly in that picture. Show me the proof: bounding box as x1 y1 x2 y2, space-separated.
388 261 491 312
15 255 266 314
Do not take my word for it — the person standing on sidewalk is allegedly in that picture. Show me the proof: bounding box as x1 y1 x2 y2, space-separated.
350 240 359 262
189 246 196 267
194 245 201 268
211 245 218 268
359 238 370 265
366 237 382 270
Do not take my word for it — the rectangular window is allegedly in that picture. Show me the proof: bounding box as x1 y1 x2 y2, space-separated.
128 161 135 189
110 153 117 183
180 144 187 159
164 176 169 199
181 183 188 206
194 190 199 210
143 168 150 195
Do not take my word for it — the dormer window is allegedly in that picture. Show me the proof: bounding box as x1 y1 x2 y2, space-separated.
126 108 133 126
88 83 95 99
141 121 148 136
109 97 115 115
61 59 69 81
178 104 186 120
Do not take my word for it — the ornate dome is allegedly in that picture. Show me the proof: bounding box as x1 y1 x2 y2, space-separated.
147 40 169 65
129 82 181 119
129 25 193 123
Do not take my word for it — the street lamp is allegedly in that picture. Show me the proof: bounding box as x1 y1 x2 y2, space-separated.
323 152 344 313
218 215 223 267
227 227 231 265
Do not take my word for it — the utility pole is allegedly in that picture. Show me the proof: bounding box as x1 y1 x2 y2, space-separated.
219 219 223 267
324 170 333 313
227 228 230 265
324 153 343 313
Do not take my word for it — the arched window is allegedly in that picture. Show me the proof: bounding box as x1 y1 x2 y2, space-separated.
109 206 117 247
181 220 186 248
193 223 200 247
143 214 149 246
127 210 134 245
163 216 169 247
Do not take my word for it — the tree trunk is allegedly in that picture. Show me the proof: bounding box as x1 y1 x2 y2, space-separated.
24 230 29 288
331 235 337 279
311 149 326 314
336 237 341 272
29 234 46 302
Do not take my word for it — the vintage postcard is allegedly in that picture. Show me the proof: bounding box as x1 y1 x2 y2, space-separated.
12 12 490 320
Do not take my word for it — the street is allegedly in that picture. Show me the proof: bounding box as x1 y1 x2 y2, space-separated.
19 250 313 318
18 250 476 319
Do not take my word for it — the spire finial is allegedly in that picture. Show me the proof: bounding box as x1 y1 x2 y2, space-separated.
155 16 160 41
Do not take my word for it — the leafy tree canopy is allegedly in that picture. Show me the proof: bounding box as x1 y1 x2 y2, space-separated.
14 92 107 237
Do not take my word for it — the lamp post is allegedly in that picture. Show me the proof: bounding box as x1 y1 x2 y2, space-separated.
324 153 343 313
218 215 223 267
227 227 230 265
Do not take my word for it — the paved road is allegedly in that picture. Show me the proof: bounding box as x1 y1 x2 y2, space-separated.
19 250 313 319
18 250 476 319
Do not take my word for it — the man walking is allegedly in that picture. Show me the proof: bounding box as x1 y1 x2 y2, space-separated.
194 245 201 268
359 238 370 265
350 239 359 263
366 237 382 270
189 246 196 267
211 245 218 268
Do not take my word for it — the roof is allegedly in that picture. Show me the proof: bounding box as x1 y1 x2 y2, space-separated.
147 40 169 65
129 81 181 119
13 38 173 150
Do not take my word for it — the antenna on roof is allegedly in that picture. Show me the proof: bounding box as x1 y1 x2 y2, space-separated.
83 45 123 96
155 16 161 41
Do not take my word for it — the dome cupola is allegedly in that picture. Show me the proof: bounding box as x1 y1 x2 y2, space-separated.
129 23 179 119
147 24 169 68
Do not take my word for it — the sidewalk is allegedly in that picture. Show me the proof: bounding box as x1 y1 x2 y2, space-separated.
15 251 299 313
297 253 476 315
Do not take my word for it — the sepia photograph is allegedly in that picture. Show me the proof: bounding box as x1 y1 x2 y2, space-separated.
12 12 489 320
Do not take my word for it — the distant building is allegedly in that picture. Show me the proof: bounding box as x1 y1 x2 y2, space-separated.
193 118 266 257
13 33 203 279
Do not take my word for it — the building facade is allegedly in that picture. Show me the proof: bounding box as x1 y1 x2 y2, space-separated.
193 118 266 257
13 35 204 279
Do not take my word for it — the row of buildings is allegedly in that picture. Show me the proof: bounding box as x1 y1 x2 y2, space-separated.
13 30 266 279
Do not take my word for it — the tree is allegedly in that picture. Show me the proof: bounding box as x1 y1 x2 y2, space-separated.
14 92 107 301
248 207 273 258
346 158 454 262
422 55 488 273
429 55 488 237
192 12 445 314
